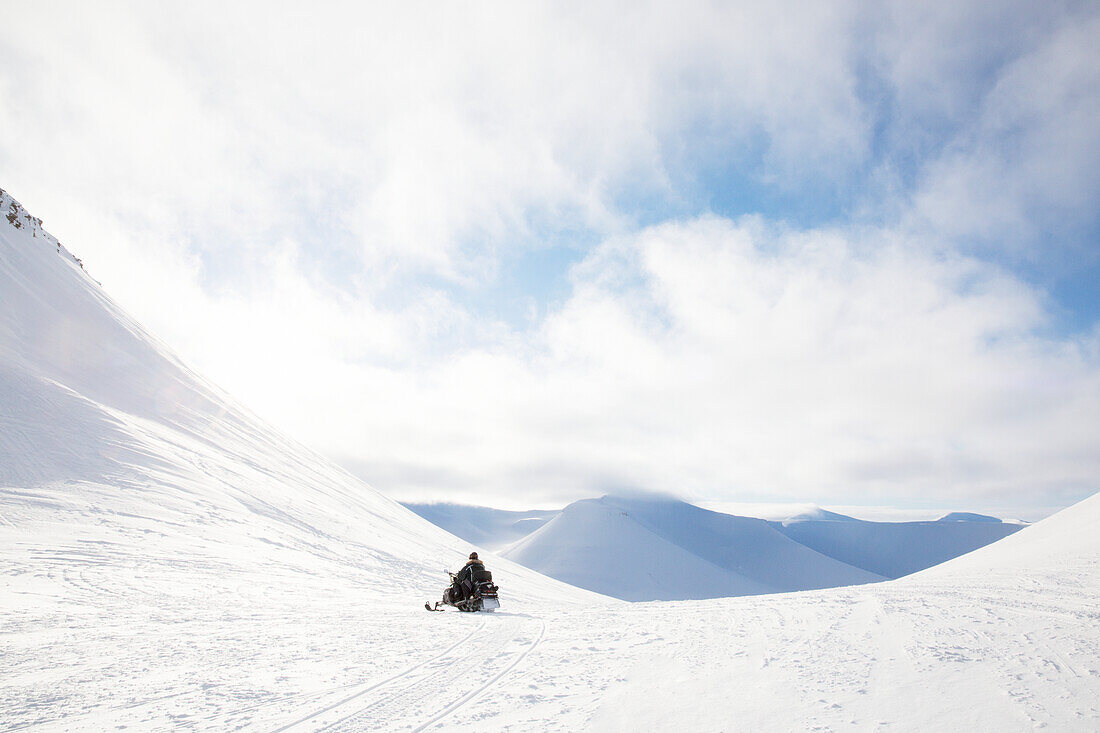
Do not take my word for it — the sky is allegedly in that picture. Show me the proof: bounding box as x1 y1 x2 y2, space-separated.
1 1 1098 513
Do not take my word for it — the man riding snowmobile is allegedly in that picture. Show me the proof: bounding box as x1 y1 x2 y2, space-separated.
454 552 484 601
426 552 500 612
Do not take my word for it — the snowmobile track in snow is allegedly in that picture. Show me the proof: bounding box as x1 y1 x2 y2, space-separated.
411 618 546 732
272 618 489 732
274 616 546 732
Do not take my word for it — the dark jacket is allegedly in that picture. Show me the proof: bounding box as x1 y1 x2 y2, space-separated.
456 558 485 587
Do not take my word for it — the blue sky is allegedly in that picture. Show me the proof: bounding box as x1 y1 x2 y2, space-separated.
1 0 1098 513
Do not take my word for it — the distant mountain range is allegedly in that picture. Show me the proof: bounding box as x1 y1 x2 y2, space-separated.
404 496 1023 601
401 503 558 551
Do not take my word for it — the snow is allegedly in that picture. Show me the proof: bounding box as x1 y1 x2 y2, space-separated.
2 189 1098 731
0 186 584 607
938 511 1003 522
782 505 857 522
402 503 558 551
776 515 1023 579
499 495 1023 599
503 496 885 600
0 188 605 729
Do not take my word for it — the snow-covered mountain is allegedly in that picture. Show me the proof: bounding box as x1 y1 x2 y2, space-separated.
773 513 1022 579
416 494 1021 600
502 496 885 600
0 186 592 601
401 503 558 551
2 187 1096 730
585 492 1100 731
937 511 1003 522
0 187 604 727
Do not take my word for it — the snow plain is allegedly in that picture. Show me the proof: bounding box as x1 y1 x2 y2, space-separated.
2 188 1098 731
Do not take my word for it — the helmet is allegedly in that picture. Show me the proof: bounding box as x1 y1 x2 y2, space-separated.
468 552 478 560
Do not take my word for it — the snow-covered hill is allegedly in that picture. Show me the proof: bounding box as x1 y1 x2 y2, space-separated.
937 511 1004 522
401 503 558 551
503 496 885 600
2 187 1096 731
579 492 1099 731
773 513 1022 578
493 495 1022 600
0 186 594 601
0 188 604 728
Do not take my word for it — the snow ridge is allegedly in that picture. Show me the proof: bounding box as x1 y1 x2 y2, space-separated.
0 187 88 274
402 502 558 551
503 495 886 601
433 494 1021 601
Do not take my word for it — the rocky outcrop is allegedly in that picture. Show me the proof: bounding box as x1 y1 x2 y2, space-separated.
1 186 87 274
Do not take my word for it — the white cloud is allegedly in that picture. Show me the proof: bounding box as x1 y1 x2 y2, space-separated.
896 6 1100 256
0 1 873 283
1 1 1098 510
151 217 1097 509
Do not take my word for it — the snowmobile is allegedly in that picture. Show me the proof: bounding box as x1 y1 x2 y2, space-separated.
425 569 500 612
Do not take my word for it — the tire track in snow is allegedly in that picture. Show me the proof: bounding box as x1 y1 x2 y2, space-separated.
313 617 532 731
411 619 547 732
304 616 546 732
992 604 1086 680
272 617 489 732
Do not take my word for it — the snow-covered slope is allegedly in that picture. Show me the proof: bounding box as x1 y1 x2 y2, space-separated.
503 496 885 600
2 188 1095 731
412 497 1024 598
402 503 558 551
1 188 608 728
500 494 1024 600
783 505 857 521
912 490 1098 579
579 492 1099 731
937 511 1003 522
774 515 1023 578
0 186 597 601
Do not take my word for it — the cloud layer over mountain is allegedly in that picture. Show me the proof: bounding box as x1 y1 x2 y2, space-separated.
2 1 1097 509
